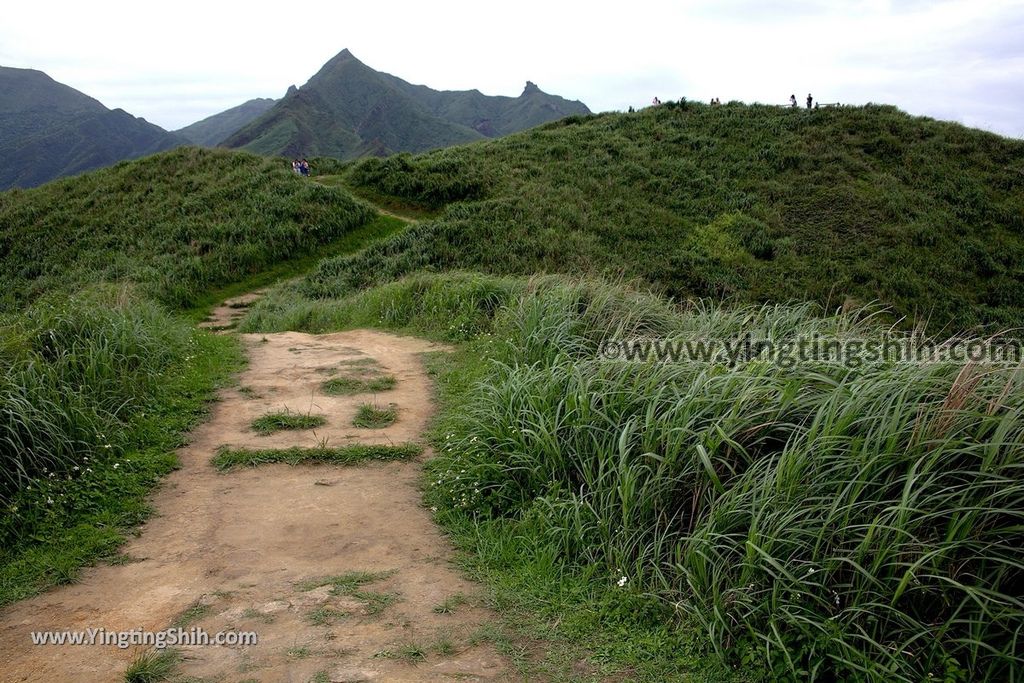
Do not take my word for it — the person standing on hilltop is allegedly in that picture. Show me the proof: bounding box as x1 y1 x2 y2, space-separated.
300 159 310 177
790 94 797 107
807 93 813 109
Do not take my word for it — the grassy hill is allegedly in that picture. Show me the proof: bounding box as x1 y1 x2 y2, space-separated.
0 66 185 189
175 97 278 146
0 145 391 605
296 102 1024 334
3 100 1022 680
222 49 590 159
0 146 376 311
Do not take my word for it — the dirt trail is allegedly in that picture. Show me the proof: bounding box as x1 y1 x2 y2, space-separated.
0 296 510 682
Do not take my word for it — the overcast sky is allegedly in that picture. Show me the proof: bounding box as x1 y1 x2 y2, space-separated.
1 0 1021 137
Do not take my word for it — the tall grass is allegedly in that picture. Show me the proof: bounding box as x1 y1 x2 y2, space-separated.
0 146 376 311
0 288 191 501
247 272 1024 681
307 103 1024 333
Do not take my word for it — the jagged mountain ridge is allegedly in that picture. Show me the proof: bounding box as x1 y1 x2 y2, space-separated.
221 49 590 158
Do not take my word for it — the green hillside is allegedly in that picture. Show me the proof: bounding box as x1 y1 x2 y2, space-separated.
297 102 1024 333
222 49 590 159
175 97 278 146
3 98 1022 681
0 146 375 310
0 66 185 189
0 146 389 605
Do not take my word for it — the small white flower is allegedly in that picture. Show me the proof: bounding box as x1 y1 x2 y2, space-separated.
617 576 628 587
113 463 120 469
429 506 438 513
47 497 55 505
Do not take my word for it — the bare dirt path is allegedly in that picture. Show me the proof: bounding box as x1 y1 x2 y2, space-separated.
0 297 511 682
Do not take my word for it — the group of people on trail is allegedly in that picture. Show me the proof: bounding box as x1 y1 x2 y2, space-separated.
636 93 816 111
292 159 310 176
790 93 814 109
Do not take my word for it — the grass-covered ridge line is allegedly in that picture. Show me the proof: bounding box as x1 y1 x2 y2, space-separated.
212 443 422 471
244 272 1024 682
0 146 375 311
301 103 1024 333
0 288 243 606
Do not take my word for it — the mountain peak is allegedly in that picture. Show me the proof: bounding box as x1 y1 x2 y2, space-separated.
221 53 591 158
328 48 361 65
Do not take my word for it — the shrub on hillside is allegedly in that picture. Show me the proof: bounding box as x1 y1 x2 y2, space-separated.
349 152 488 207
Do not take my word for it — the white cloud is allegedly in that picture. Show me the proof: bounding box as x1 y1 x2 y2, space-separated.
0 0 1020 137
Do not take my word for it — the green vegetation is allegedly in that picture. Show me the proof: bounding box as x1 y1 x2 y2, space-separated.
286 103 1024 333
320 374 396 396
0 289 242 606
307 605 348 626
0 143 388 609
351 403 398 429
352 589 400 615
223 49 589 159
375 642 428 662
432 593 468 614
172 600 212 629
212 443 421 471
182 213 406 323
124 648 182 683
246 272 1023 681
315 357 397 398
5 83 1023 682
0 66 183 190
0 146 376 311
298 570 399 615
297 570 393 594
250 410 327 435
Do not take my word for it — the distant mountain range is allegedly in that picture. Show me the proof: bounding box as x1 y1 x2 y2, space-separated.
0 66 185 190
175 98 277 146
221 49 591 158
0 53 590 190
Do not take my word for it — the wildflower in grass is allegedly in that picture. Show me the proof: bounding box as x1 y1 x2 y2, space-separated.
617 576 628 587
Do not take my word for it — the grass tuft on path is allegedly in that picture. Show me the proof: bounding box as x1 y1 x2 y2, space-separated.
212 443 421 471
250 410 327 435
352 403 398 429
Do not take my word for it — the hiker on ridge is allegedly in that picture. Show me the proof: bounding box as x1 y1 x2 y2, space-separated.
807 93 813 109
790 94 797 107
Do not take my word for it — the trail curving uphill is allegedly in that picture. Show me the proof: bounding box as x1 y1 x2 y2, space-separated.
0 295 510 682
